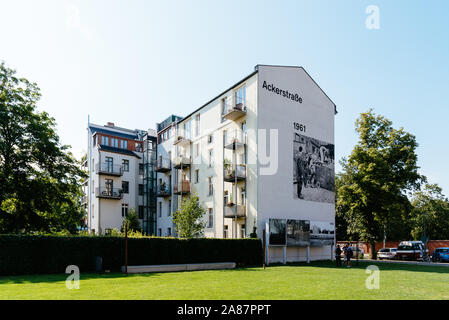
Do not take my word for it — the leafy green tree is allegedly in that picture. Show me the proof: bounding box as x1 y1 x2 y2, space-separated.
410 184 449 240
337 109 423 258
173 193 206 239
121 208 142 233
0 62 86 233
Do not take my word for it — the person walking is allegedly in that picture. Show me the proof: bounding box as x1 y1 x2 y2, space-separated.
345 243 353 268
335 245 342 267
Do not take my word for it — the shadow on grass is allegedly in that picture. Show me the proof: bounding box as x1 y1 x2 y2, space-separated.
266 260 449 274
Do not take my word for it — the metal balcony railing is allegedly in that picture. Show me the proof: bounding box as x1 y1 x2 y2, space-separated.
95 163 123 176
95 187 123 199
224 204 246 218
224 164 246 182
224 130 247 150
156 184 171 197
173 156 191 169
173 180 190 195
222 99 247 121
155 158 171 172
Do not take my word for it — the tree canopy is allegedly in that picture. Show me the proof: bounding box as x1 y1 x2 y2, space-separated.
173 193 206 239
0 62 86 234
336 109 424 257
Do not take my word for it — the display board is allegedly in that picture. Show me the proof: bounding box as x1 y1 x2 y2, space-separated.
309 221 335 246
268 219 286 246
286 219 310 246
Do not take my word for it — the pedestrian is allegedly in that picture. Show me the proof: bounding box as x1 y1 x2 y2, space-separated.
335 245 342 267
346 243 353 268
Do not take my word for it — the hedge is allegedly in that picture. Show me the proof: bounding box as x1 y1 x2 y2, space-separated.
0 235 263 275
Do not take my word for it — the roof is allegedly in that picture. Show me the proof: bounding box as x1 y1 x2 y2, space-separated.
98 145 142 159
89 123 144 140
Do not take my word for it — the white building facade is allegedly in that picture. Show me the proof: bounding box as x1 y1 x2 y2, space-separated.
153 65 336 262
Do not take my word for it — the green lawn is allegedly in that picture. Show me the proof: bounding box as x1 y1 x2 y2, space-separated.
1 261 448 300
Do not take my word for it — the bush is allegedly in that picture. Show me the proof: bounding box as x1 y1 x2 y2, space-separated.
0 235 263 275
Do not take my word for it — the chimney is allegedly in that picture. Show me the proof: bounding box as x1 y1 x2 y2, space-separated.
106 122 115 127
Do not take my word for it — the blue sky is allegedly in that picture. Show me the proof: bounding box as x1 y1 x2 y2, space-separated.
1 0 448 195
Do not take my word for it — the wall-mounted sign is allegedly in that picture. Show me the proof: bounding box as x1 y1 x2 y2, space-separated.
310 221 335 246
287 219 310 246
269 219 311 246
269 219 286 246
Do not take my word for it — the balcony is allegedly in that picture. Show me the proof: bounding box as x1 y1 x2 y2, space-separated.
173 134 192 146
224 130 246 150
224 164 246 182
95 163 123 176
173 156 191 169
222 103 246 121
95 187 123 200
156 184 171 197
224 204 246 219
155 158 171 173
173 180 191 195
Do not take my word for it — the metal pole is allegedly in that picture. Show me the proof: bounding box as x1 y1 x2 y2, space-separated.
262 229 266 269
125 224 128 274
234 144 237 239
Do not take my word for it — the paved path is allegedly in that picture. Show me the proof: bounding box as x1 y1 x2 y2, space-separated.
362 259 449 267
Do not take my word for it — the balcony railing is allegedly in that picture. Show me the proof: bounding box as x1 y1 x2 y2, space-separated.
222 102 247 121
173 180 191 195
224 130 246 150
173 132 192 146
224 204 246 218
156 184 171 197
155 158 171 172
224 164 246 182
95 163 123 176
173 156 191 169
95 187 123 199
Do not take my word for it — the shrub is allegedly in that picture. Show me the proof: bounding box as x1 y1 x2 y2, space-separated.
0 235 262 275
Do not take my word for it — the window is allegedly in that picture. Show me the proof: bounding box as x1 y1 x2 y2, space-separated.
138 206 144 219
135 142 142 152
122 181 129 194
100 136 109 146
105 157 113 172
241 224 246 238
208 176 213 196
122 159 129 172
224 190 229 206
167 227 172 237
111 138 118 148
208 149 214 167
139 163 144 175
235 85 246 110
105 179 113 195
184 120 191 139
121 203 128 217
224 225 228 239
223 130 228 146
168 200 171 216
195 114 200 137
159 202 162 218
208 134 213 144
139 184 144 196
221 97 228 122
240 187 246 205
208 208 213 228
195 169 199 184
158 228 162 237
120 140 128 150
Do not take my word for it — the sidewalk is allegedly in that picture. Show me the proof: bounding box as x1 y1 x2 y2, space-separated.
363 259 449 267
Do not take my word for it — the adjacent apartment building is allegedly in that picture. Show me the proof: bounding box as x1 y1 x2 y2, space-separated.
86 122 157 234
85 64 336 262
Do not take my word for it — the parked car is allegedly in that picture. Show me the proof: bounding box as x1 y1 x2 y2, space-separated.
396 241 428 260
377 248 397 260
432 247 449 262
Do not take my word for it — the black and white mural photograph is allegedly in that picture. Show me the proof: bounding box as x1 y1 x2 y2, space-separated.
309 221 335 246
293 132 335 203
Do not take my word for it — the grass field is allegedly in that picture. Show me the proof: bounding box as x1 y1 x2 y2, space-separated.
1 261 448 300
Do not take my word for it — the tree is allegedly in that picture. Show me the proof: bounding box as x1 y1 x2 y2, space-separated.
336 109 423 258
0 62 86 233
121 208 142 233
410 184 449 241
173 193 206 239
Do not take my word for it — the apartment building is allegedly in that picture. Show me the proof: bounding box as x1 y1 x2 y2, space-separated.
153 65 336 262
86 122 157 234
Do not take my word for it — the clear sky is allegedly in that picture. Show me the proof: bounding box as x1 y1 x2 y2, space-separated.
1 0 448 195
